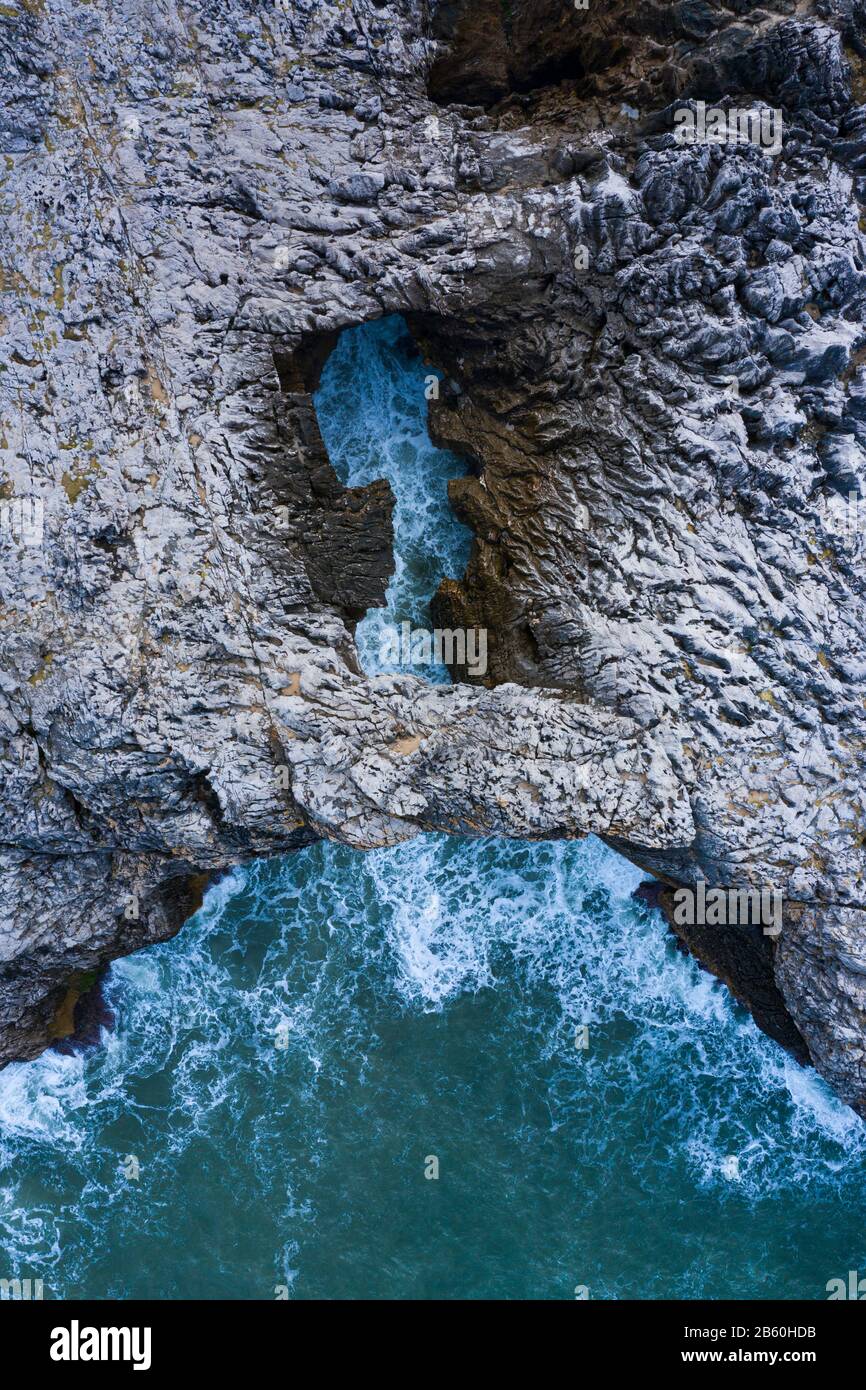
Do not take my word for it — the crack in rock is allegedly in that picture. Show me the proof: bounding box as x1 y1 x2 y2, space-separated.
1 0 865 1112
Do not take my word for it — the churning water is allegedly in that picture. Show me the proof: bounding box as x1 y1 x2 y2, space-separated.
1 318 864 1300
315 315 472 681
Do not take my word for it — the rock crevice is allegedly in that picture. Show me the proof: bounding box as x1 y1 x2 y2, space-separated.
1 0 865 1110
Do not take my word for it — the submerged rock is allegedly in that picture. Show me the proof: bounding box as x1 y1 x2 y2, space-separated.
0 0 864 1112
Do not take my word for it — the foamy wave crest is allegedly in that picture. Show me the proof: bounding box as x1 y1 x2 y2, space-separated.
2 314 866 1299
315 317 472 681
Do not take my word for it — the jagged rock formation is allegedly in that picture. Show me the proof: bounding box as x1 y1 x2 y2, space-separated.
1 0 865 1111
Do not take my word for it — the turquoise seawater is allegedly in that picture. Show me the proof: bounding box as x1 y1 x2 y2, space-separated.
0 318 865 1301
314 316 472 681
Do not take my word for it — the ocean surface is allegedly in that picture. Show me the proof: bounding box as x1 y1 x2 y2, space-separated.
1 317 865 1300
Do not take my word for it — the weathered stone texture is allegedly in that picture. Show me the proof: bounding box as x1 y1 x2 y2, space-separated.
1 0 865 1110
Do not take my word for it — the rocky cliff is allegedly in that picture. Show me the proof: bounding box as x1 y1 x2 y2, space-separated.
1 0 865 1111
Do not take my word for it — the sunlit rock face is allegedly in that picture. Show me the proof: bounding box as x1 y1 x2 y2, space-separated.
1 0 865 1110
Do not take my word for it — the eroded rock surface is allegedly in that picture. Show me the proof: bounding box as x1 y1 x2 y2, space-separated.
1 0 865 1110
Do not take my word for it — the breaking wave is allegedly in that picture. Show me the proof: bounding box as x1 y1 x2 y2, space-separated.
0 318 864 1301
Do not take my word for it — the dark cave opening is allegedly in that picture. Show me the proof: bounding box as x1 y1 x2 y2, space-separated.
426 0 591 109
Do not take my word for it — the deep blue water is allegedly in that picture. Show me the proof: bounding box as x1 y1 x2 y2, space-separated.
0 318 865 1301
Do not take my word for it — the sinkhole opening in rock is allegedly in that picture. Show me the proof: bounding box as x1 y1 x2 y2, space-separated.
305 314 479 685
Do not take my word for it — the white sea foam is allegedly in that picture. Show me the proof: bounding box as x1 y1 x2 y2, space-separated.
315 317 472 682
2 318 865 1299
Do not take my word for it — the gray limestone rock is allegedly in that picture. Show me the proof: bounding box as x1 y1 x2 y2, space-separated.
1 0 865 1112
